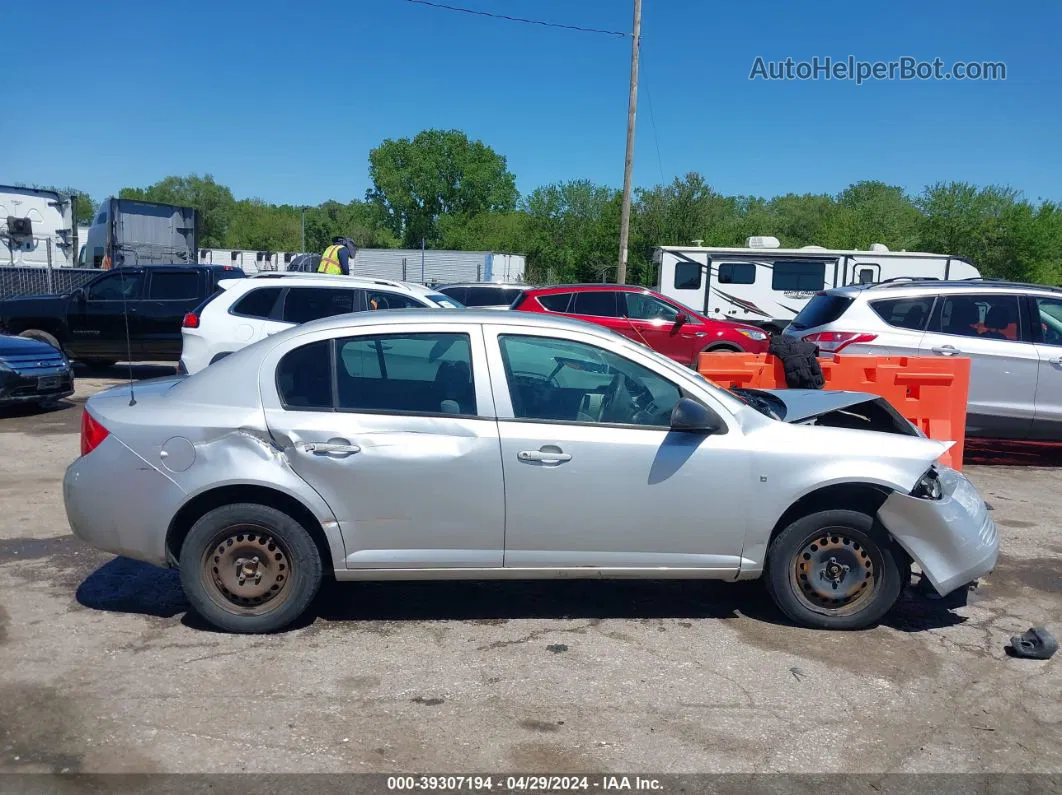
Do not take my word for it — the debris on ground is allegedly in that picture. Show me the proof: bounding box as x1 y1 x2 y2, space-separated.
1007 627 1057 659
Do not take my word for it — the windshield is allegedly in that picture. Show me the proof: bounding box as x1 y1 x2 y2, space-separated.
426 293 464 309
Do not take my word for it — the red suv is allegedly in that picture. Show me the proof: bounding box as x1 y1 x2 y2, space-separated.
512 284 769 365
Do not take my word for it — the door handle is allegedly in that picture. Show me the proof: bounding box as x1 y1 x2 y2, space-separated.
296 440 361 457
517 449 572 464
931 345 961 356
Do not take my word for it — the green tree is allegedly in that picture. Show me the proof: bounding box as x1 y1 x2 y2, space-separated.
119 174 235 246
823 181 921 250
437 212 528 252
368 129 518 247
302 200 398 252
13 183 95 224
521 180 621 283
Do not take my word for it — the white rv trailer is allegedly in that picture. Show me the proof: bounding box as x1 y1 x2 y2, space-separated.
0 186 79 268
654 236 979 332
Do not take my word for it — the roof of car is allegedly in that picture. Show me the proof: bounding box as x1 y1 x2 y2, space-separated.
519 283 654 294
290 307 612 337
226 272 436 295
826 278 1062 299
437 282 525 289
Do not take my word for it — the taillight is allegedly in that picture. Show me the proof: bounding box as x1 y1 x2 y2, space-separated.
802 331 878 353
182 312 200 328
80 410 110 456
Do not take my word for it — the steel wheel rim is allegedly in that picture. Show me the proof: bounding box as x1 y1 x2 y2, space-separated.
789 527 878 617
200 523 295 616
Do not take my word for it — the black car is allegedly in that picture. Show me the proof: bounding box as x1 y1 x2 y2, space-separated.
435 282 525 309
0 334 74 408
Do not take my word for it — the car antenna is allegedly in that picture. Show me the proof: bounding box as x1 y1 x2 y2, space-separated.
119 266 137 406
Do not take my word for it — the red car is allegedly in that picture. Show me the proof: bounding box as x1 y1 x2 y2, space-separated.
512 284 770 366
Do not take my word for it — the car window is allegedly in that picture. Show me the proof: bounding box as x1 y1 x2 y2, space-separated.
276 340 332 410
931 294 1021 341
498 335 682 427
572 291 620 318
537 293 573 312
283 287 357 324
148 271 199 300
365 291 425 311
674 262 702 290
232 287 283 319
623 292 679 322
86 271 144 301
869 297 935 331
788 294 853 330
424 293 463 309
718 262 756 285
1033 297 1062 346
336 333 476 416
772 261 825 292
463 286 522 306
438 286 467 304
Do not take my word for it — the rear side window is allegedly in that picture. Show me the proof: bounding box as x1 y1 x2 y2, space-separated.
463 286 523 306
148 271 201 301
283 287 357 324
537 293 574 312
869 297 935 331
674 263 702 290
438 286 468 304
930 294 1022 341
232 287 283 319
335 333 476 416
789 294 854 330
276 340 332 409
718 262 756 285
772 261 825 292
572 291 620 318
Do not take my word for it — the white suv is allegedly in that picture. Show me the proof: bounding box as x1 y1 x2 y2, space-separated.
180 273 463 374
783 278 1062 440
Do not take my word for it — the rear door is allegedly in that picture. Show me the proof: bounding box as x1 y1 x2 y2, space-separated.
918 292 1037 438
261 323 505 569
138 269 205 358
1027 295 1062 439
67 269 146 359
567 291 624 334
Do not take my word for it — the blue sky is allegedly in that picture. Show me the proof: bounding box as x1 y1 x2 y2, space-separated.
7 0 1060 206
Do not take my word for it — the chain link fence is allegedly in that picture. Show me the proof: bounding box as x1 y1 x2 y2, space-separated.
0 265 99 301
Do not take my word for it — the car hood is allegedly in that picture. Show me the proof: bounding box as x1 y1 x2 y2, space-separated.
0 333 63 357
738 388 927 438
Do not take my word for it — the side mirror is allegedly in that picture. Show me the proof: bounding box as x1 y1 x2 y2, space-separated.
673 311 689 326
669 397 725 434
72 288 86 303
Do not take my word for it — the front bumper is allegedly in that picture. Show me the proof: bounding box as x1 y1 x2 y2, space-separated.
877 466 999 596
0 367 74 405
64 435 187 567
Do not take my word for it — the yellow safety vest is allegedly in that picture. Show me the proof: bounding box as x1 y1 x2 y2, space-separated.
318 244 344 275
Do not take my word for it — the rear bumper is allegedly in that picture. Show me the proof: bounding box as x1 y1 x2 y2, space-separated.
877 466 999 595
64 435 187 567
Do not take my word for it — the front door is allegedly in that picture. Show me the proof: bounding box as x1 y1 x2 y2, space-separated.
262 326 505 569
1028 295 1062 439
619 291 697 364
67 269 145 359
918 292 1038 438
485 327 750 571
138 269 205 358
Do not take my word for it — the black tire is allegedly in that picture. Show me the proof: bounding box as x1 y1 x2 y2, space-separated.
765 509 904 630
179 503 323 634
18 329 62 352
705 344 742 353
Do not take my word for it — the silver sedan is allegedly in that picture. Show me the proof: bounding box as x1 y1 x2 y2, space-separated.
63 310 998 633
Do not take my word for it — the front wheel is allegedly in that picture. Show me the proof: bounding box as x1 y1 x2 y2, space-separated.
179 503 323 633
765 509 904 630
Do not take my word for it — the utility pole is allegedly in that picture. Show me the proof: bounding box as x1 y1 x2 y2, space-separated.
616 0 642 285
300 208 306 252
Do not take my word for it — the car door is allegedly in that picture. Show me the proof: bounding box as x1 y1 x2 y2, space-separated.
484 325 751 571
566 291 626 335
619 291 696 362
261 323 505 569
138 269 205 358
1026 295 1062 439
67 269 145 359
280 286 363 330
918 292 1037 438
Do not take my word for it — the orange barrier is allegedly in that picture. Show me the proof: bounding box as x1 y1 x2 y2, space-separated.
697 352 971 470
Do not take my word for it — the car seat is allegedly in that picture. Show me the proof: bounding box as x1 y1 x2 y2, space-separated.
945 299 980 336
982 305 1011 340
435 360 472 415
901 304 926 330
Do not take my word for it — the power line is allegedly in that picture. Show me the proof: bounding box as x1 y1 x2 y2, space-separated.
644 77 665 185
404 0 631 38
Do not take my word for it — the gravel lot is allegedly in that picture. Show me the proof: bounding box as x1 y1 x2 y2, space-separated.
0 367 1058 775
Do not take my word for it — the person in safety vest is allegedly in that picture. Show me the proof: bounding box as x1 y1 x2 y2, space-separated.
318 236 357 275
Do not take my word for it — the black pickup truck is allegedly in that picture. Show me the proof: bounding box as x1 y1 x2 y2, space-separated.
0 265 245 367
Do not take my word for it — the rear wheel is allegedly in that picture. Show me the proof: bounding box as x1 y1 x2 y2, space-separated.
765 509 904 630
179 503 323 634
